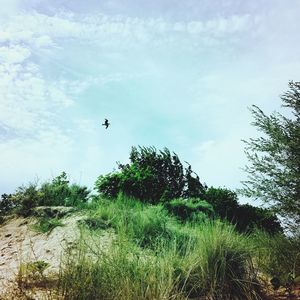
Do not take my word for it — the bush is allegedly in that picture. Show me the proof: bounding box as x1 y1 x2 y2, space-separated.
0 193 15 216
164 198 214 222
234 204 282 234
95 146 207 203
12 183 40 217
1 172 90 217
204 187 282 234
39 172 90 207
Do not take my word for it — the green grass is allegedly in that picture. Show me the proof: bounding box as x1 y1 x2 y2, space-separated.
58 195 264 299
251 230 300 285
31 216 64 234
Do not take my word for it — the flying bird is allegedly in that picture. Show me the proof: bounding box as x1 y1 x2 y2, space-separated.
102 118 110 129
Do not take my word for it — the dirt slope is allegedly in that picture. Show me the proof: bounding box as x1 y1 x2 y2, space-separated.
0 211 83 299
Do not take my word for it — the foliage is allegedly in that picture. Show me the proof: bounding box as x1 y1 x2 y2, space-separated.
203 187 239 220
0 193 15 216
179 221 261 299
1 172 90 217
18 260 50 289
164 197 214 222
82 194 193 250
251 230 300 287
59 213 262 300
204 187 282 233
31 217 64 234
12 183 41 217
234 204 282 234
241 81 300 229
95 146 207 203
39 172 90 206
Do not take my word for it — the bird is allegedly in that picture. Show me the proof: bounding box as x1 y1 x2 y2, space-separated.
102 118 110 129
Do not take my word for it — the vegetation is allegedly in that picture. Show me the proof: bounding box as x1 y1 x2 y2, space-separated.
251 230 300 285
95 147 281 234
204 187 282 234
242 81 300 230
30 216 64 234
1 138 299 298
0 172 90 217
95 146 206 203
59 196 264 300
164 197 214 222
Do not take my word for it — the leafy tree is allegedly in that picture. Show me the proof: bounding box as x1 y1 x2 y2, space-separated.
241 81 300 229
95 146 207 203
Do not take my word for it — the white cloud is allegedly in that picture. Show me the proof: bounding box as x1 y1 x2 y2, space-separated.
0 1 299 202
0 45 31 64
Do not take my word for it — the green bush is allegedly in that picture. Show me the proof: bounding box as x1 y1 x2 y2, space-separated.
204 187 282 234
39 172 90 207
95 146 207 203
164 198 214 222
0 193 15 216
12 183 40 217
234 204 282 234
2 172 90 217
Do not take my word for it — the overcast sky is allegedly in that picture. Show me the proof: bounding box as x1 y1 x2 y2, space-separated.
1 0 299 204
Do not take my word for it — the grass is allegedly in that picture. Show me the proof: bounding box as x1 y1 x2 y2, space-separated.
251 230 300 285
57 195 264 299
3 192 298 299
31 216 64 234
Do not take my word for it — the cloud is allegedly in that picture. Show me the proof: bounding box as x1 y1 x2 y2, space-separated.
0 1 299 203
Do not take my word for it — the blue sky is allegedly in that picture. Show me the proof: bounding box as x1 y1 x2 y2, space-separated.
0 0 299 204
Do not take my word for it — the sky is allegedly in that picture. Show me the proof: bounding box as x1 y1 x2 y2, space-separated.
0 0 300 204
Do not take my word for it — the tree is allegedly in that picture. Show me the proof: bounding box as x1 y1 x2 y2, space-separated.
95 146 207 203
241 81 300 230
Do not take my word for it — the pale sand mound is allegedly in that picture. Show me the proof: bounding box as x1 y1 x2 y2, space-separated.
0 209 113 299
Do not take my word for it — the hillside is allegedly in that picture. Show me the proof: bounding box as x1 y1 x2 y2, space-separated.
0 199 299 300
0 207 113 299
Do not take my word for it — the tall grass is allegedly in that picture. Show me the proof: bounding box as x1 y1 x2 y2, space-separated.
58 195 263 299
58 233 184 300
251 230 300 284
179 221 261 299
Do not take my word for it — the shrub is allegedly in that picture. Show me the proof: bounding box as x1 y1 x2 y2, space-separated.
0 193 15 216
12 183 40 217
203 187 239 220
2 172 90 217
164 198 214 222
39 172 90 207
204 187 282 233
95 146 207 203
234 204 282 234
